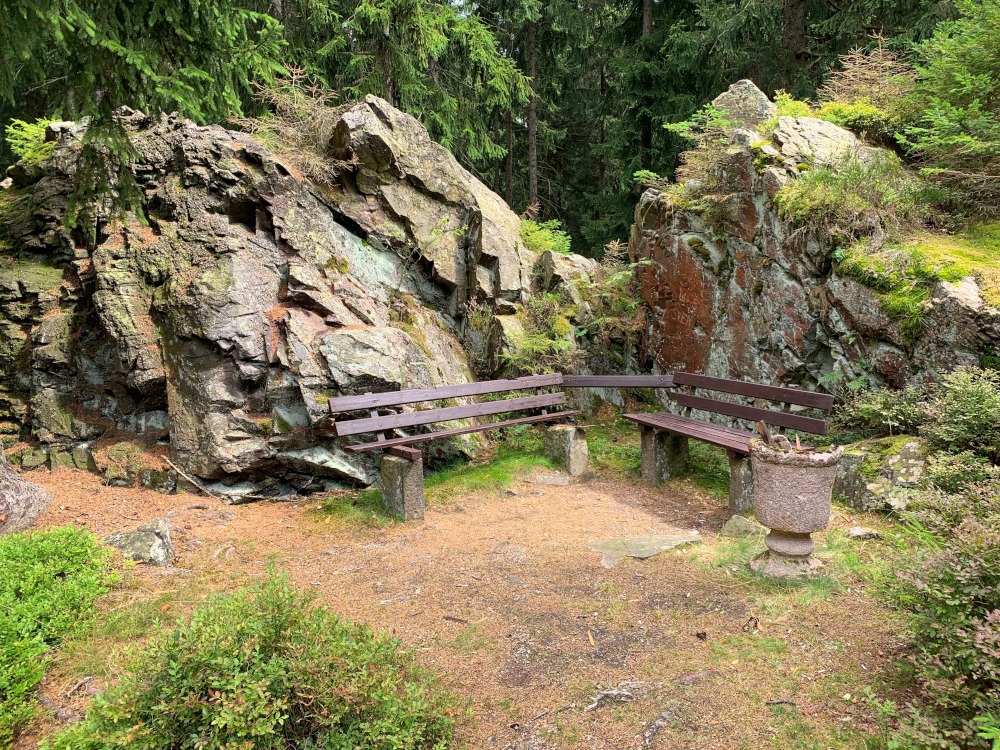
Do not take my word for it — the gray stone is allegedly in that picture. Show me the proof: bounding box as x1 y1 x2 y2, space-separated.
18 447 49 471
834 438 928 511
543 425 590 476
587 532 701 568
719 514 765 538
381 455 425 521
711 80 778 131
105 519 174 566
846 526 884 541
728 454 754 514
641 430 688 484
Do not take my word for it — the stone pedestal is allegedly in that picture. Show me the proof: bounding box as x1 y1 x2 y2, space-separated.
543 425 589 476
381 455 425 521
727 454 754 513
640 430 688 484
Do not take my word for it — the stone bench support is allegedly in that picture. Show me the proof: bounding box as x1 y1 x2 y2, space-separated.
727 452 754 514
543 424 590 476
381 454 425 521
640 429 689 484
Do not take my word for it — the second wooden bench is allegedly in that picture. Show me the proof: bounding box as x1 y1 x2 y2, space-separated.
624 373 835 512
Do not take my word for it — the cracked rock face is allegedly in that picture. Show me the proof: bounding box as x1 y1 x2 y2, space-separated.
0 100 558 494
630 81 1000 389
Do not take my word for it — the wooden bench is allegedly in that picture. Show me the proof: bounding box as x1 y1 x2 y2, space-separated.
326 374 583 520
623 373 835 512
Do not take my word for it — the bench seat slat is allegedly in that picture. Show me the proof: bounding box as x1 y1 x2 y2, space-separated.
668 392 828 435
672 373 835 410
345 410 583 453
334 393 568 437
561 375 676 388
327 374 563 414
624 412 754 454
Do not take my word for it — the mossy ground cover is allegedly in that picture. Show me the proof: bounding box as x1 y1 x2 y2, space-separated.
839 223 1000 336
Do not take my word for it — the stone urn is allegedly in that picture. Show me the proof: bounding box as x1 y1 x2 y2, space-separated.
749 440 843 578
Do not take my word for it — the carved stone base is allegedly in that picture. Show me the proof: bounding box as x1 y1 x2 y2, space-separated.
749 550 824 579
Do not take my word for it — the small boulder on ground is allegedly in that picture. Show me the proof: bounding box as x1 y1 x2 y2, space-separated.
0 453 50 535
719 515 765 538
846 526 884 541
105 518 174 566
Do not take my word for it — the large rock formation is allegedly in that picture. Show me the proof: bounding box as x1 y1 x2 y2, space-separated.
0 98 575 496
630 81 1000 388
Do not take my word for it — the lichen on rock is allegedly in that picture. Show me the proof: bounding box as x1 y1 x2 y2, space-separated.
0 102 593 495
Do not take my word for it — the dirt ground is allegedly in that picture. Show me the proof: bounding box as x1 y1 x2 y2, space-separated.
25 465 904 750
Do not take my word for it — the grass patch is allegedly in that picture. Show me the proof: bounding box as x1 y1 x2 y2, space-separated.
313 433 554 526
584 419 642 474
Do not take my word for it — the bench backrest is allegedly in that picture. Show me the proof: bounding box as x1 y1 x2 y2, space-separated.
669 372 834 435
327 374 567 438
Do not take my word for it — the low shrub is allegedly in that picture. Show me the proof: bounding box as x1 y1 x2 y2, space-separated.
833 386 926 437
882 484 1000 749
927 451 1000 493
46 572 458 750
0 526 117 744
922 367 1000 461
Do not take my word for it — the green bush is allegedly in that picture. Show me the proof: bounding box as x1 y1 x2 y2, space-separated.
927 451 1000 493
520 219 572 256
833 386 926 437
922 367 1000 461
46 573 457 750
4 118 56 166
882 484 1000 749
815 100 902 145
0 526 117 744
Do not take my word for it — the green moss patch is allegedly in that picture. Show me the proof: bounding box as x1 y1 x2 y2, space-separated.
839 223 1000 337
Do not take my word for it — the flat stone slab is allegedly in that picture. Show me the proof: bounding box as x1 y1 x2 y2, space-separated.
524 471 570 486
587 532 701 568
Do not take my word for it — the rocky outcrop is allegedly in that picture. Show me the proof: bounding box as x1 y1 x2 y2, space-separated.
630 81 1000 388
0 100 584 496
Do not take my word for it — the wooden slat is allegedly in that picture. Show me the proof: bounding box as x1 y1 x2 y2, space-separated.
668 392 828 435
345 410 583 453
327 374 563 414
624 412 754 454
388 446 422 461
561 375 676 388
672 373 834 410
335 393 568 437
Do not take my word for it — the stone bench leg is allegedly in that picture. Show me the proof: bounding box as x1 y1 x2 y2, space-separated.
381 454 425 521
728 452 754 514
543 425 589 476
641 429 689 484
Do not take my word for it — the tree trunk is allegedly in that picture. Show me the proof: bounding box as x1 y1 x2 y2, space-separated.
505 108 514 207
781 0 808 73
639 0 653 168
0 453 50 536
526 19 539 213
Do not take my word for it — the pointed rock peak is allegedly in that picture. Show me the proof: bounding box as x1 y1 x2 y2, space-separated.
711 79 777 131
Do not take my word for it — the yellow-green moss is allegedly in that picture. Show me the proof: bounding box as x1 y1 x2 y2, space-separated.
840 223 1000 337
